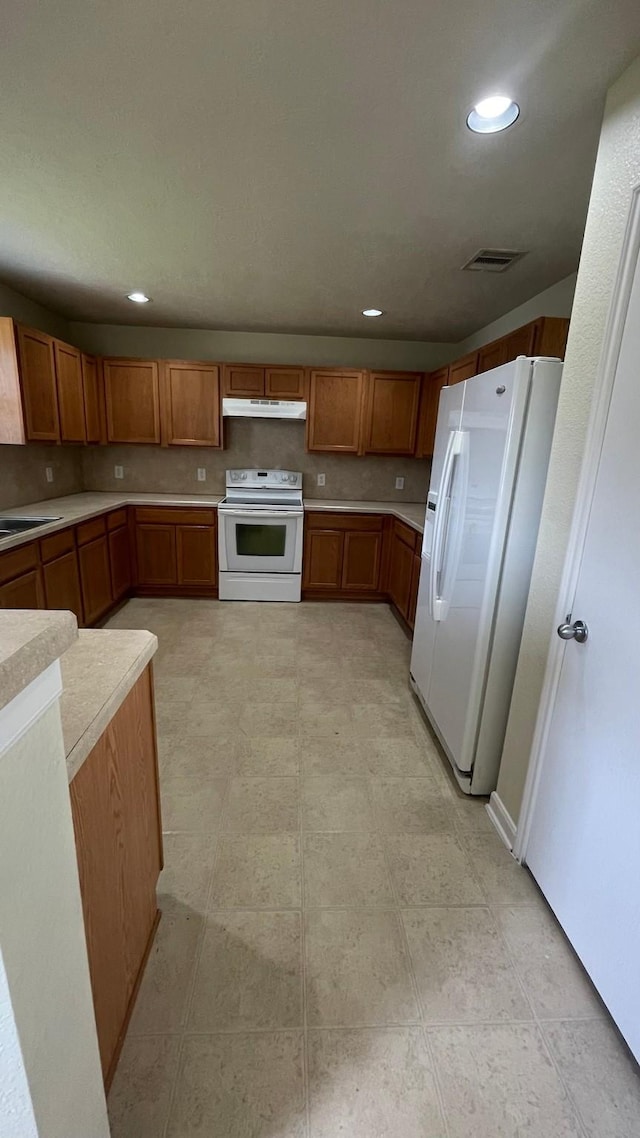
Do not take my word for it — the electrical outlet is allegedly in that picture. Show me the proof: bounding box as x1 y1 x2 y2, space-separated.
395 476 405 490
317 473 326 487
114 465 124 480
45 466 54 483
197 467 206 482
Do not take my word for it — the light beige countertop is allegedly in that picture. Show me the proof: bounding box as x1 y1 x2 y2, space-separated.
0 609 78 712
0 491 425 551
61 628 158 782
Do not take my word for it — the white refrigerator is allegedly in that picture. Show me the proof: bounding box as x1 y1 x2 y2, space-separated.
410 356 562 795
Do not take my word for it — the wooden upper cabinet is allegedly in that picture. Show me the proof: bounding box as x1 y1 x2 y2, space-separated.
82 355 103 444
477 339 507 374
54 341 86 443
16 325 60 441
161 361 221 447
222 364 264 397
448 351 479 385
306 369 365 453
502 323 537 361
103 359 160 444
363 371 421 455
416 366 449 458
265 367 306 400
530 316 570 359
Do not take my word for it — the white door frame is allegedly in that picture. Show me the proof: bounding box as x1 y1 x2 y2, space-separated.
514 183 640 863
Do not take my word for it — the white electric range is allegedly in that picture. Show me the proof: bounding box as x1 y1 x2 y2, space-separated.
217 469 304 601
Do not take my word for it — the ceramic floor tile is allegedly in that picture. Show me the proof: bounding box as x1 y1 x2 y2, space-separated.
447 792 494 833
210 835 301 909
157 832 218 914
361 737 441 777
166 1031 306 1138
184 703 245 737
303 832 394 908
495 904 605 1020
307 1027 445 1138
224 777 300 833
300 736 369 777
370 777 454 833
402 907 532 1024
128 913 203 1034
430 1023 584 1137
351 703 416 737
161 777 227 832
305 909 419 1026
461 832 540 904
385 833 485 905
298 702 354 736
107 1034 181 1138
158 735 238 780
236 737 300 776
239 702 299 738
544 1019 640 1138
302 775 376 831
187 911 303 1031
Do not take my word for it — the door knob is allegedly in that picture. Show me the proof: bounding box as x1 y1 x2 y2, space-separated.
557 616 588 643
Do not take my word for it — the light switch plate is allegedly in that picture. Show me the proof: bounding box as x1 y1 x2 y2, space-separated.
114 465 124 480
45 466 53 483
197 467 206 482
395 476 405 490
317 473 326 486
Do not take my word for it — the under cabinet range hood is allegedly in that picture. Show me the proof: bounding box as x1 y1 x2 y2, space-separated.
222 398 307 420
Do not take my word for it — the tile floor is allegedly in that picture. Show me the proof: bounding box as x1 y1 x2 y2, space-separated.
104 598 640 1138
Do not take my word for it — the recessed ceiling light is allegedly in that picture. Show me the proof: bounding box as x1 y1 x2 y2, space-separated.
467 95 520 134
127 291 151 303
362 308 383 318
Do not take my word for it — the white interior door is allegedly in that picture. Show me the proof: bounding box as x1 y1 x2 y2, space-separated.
525 219 640 1060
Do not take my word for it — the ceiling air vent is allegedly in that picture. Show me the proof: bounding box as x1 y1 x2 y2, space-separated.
462 249 526 273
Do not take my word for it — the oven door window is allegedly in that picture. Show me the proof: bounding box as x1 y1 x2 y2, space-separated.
236 523 287 558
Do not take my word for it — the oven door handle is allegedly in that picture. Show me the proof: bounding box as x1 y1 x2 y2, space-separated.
221 509 303 519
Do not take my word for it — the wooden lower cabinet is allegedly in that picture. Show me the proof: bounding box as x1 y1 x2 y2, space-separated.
388 529 415 619
42 549 83 623
70 666 162 1087
109 524 132 601
303 513 385 598
78 535 113 624
303 529 345 590
177 524 216 585
0 568 43 608
407 550 421 630
134 509 217 594
136 524 177 585
342 531 382 591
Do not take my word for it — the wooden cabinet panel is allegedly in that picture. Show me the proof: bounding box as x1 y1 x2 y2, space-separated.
306 370 365 453
342 531 382 592
448 351 479 385
177 525 216 585
0 542 38 585
54 341 86 442
40 527 75 563
82 355 103 444
388 529 415 619
306 512 384 532
70 667 161 1085
534 316 570 358
502 323 536 361
363 371 421 455
477 339 507 374
77 515 107 546
0 569 43 609
416 366 449 458
161 361 221 447
222 364 264 397
103 359 160 444
303 529 344 589
135 525 177 586
42 549 83 623
135 507 215 526
407 550 421 630
78 535 113 624
109 525 131 601
16 325 59 441
107 508 128 531
265 367 306 400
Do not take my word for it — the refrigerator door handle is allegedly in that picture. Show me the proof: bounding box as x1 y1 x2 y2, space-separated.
429 429 464 620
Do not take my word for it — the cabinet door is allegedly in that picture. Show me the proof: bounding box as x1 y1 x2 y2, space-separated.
303 529 344 589
82 355 103 444
42 550 84 624
407 551 421 631
162 361 221 446
177 525 216 585
448 351 479 385
136 525 177 585
222 365 264 397
0 569 43 609
477 339 507 374
103 359 160 443
388 532 414 619
108 525 131 601
306 370 365 453
54 341 87 442
16 325 60 441
342 531 382 592
502 322 536 361
265 367 306 400
363 371 421 455
416 367 448 458
78 536 113 624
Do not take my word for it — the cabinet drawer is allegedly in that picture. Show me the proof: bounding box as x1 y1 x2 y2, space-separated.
305 512 384 532
134 507 215 526
77 515 107 546
107 508 128 531
394 519 419 551
40 527 75 563
0 542 38 585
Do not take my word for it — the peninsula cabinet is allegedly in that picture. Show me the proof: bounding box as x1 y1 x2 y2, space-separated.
103 358 161 444
161 360 222 447
363 371 422 455
221 363 306 400
303 512 384 597
306 369 366 453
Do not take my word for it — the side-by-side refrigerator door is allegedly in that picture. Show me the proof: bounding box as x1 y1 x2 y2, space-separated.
410 382 465 704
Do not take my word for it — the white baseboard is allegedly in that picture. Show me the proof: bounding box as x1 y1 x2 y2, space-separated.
486 791 517 852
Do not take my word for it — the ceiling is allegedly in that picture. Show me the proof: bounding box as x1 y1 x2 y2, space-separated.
1 1 639 342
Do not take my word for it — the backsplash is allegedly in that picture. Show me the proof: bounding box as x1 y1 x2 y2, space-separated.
0 445 83 509
81 419 431 501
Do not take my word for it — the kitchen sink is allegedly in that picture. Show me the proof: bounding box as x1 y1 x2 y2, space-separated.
0 516 62 537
